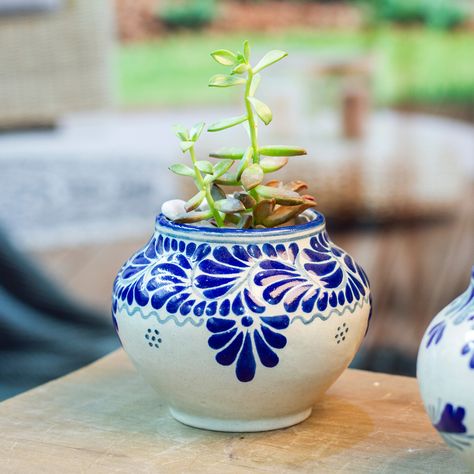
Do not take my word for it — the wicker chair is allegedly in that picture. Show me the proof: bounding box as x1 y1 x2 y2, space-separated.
0 0 114 129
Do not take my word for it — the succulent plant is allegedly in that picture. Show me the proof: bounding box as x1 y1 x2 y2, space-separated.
167 40 316 228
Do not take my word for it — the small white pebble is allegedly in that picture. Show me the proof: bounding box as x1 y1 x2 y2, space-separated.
295 215 311 225
161 199 186 220
373 382 380 387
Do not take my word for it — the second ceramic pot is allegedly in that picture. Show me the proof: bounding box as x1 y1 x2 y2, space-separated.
418 267 474 471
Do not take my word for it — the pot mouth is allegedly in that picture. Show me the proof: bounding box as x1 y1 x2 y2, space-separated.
155 209 325 243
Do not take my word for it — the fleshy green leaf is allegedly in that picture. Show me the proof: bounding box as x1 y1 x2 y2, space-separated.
254 185 304 205
209 147 246 160
185 190 206 212
232 63 250 75
189 122 205 141
173 124 189 141
207 114 247 132
210 184 226 202
266 179 282 188
215 172 239 185
215 197 246 214
211 49 238 66
249 74 261 97
248 97 272 125
234 192 256 209
262 202 315 227
258 145 307 157
236 146 253 179
253 199 276 225
196 160 214 174
260 156 288 173
209 74 246 88
241 164 264 190
243 40 250 62
180 141 194 153
169 163 195 177
174 209 214 224
253 50 288 73
286 180 308 193
213 159 234 178
203 174 215 186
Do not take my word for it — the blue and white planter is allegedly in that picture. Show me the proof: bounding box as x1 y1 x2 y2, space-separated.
112 210 372 432
417 267 474 470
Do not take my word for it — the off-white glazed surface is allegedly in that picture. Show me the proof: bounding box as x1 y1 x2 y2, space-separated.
113 212 371 431
418 269 474 470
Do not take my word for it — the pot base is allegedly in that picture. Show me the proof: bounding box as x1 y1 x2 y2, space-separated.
169 407 313 432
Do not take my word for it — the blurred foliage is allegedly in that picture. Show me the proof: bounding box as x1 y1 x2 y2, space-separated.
118 28 474 107
360 0 468 30
157 0 216 30
374 28 474 105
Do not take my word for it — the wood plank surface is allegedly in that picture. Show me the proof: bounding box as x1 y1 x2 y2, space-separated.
0 350 467 473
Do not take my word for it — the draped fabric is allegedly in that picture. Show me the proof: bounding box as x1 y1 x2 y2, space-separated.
0 226 118 400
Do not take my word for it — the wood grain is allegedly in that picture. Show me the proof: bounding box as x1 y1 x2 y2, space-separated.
0 350 468 473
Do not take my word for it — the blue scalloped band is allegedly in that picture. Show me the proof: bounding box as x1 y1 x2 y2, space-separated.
112 215 371 383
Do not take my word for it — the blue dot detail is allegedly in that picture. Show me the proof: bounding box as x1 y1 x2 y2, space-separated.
242 316 253 327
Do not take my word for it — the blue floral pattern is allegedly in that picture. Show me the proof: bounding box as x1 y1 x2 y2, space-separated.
113 230 370 382
207 314 289 382
253 233 369 314
425 269 474 371
426 321 446 348
429 401 474 451
461 338 474 369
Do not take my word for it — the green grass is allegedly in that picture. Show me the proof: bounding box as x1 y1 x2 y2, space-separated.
117 28 474 107
373 28 474 104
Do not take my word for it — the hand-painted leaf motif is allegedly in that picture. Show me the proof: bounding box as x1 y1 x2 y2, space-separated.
254 332 279 367
252 231 368 314
113 227 371 383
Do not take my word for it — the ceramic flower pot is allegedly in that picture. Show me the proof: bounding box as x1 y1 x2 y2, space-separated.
417 267 474 470
112 210 372 432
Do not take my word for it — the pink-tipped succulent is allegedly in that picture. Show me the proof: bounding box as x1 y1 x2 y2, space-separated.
167 40 316 228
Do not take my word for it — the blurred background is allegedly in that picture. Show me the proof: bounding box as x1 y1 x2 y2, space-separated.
0 0 473 400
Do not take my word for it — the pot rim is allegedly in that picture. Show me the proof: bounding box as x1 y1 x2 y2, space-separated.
155 209 325 243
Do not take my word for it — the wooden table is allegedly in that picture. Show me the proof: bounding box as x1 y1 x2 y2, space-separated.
0 351 468 473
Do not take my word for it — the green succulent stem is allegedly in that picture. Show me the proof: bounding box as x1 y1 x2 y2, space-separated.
244 69 261 210
244 69 259 165
249 188 259 203
204 187 224 227
189 146 224 227
189 146 205 188
168 42 315 229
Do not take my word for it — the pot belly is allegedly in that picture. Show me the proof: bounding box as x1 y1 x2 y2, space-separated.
115 300 370 431
112 224 372 431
